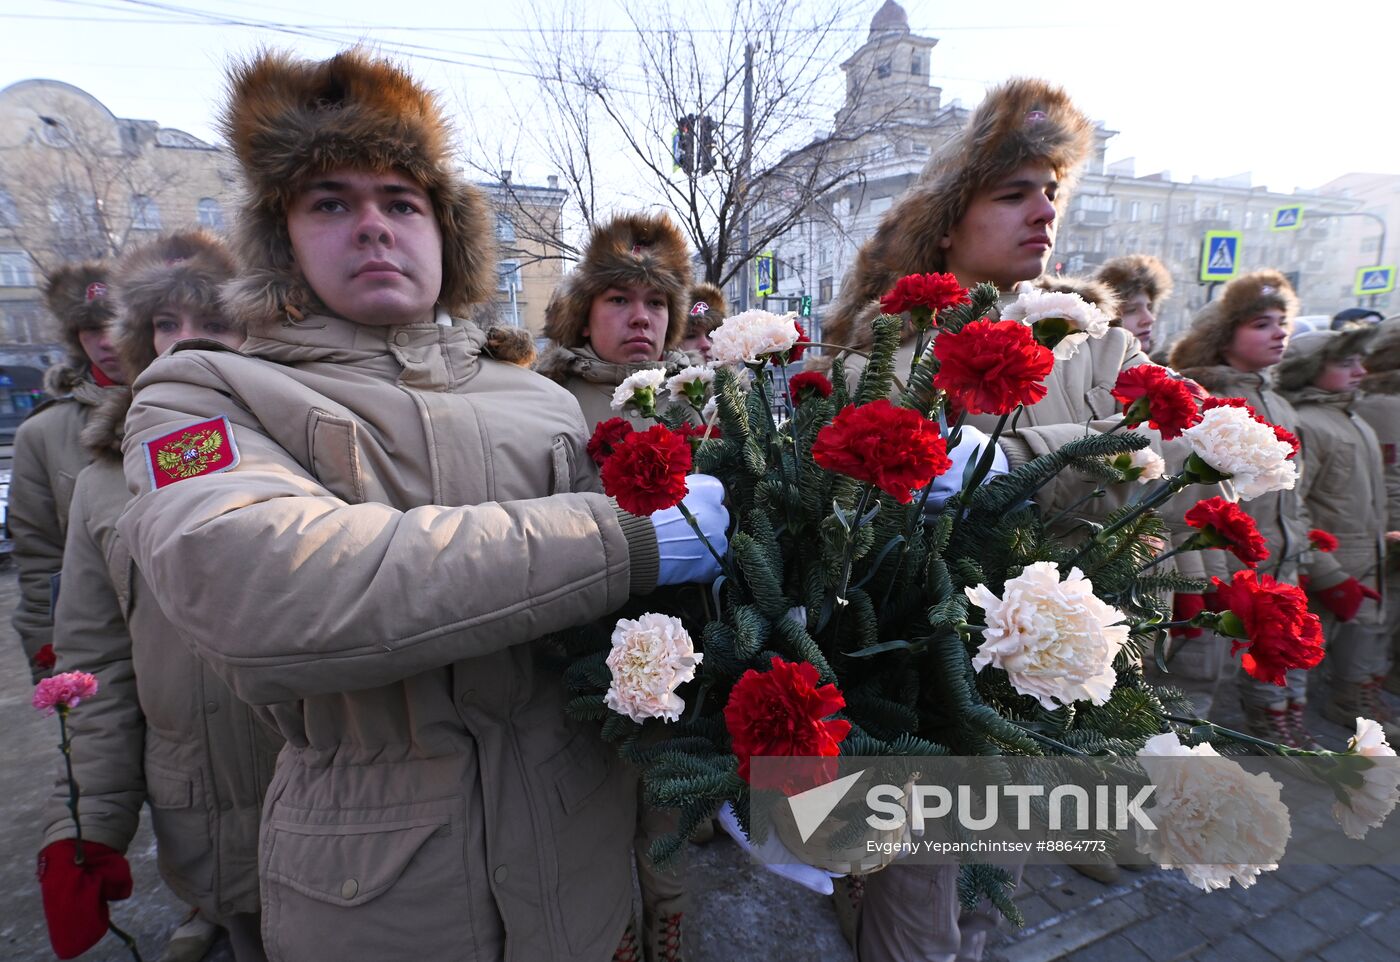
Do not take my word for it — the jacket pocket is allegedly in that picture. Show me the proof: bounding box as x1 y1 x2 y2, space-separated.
145 762 215 904
542 732 634 955
261 798 474 962
1085 385 1119 420
306 410 365 504
550 434 576 495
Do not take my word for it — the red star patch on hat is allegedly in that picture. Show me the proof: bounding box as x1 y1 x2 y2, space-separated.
143 416 240 489
690 301 710 316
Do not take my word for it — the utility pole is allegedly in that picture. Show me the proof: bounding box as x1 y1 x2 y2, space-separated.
739 41 755 311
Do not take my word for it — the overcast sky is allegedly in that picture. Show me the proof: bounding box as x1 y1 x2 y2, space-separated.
2 0 1397 195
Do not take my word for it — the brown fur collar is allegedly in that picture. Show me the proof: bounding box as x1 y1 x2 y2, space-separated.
1172 363 1265 397
79 389 132 461
217 49 495 333
42 361 92 397
544 212 692 352
482 325 537 367
534 342 689 386
825 77 1094 350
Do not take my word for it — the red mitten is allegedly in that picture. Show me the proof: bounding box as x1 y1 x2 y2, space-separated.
1171 593 1206 638
1315 577 1379 623
37 839 132 959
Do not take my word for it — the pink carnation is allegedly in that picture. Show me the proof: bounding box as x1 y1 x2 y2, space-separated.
32 671 99 715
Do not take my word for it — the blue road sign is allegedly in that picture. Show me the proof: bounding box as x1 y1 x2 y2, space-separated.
1271 206 1303 231
1200 231 1242 282
1355 266 1396 296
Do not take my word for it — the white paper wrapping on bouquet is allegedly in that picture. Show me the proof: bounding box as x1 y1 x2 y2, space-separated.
717 802 844 895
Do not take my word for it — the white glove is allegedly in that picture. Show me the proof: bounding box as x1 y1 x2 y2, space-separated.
924 425 1008 513
717 802 844 895
652 474 729 585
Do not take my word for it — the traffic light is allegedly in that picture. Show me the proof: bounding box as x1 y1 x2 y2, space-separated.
673 114 696 174
698 115 717 174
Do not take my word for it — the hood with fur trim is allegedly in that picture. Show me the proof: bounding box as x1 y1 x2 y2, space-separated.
685 282 727 337
1363 316 1400 375
111 230 240 382
1096 254 1173 313
217 48 495 333
825 77 1095 351
1169 270 1298 373
1033 274 1120 317
483 325 537 367
79 388 133 462
43 261 114 368
544 212 692 352
1274 327 1376 393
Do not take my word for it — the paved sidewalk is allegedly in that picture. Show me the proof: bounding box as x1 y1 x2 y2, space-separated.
3 562 1397 961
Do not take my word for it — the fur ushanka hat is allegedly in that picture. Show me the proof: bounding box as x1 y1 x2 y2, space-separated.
1169 269 1299 372
1096 254 1173 316
1032 273 1121 318
1363 316 1400 375
824 77 1096 351
111 230 240 382
685 282 727 338
1273 327 1377 393
217 48 495 332
43 261 114 368
544 212 692 351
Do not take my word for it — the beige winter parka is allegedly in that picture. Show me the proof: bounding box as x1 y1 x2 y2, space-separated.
42 390 282 919
534 342 693 431
9 366 121 675
117 312 657 962
1280 386 1387 593
1356 372 1400 533
1173 365 1346 589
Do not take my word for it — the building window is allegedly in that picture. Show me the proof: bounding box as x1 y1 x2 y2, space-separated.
819 246 829 267
1176 204 1188 225
876 60 891 79
1150 203 1161 224
911 55 922 76
869 196 893 215
131 194 161 230
0 188 18 228
912 142 929 155
1128 201 1140 223
196 198 224 229
497 260 520 292
774 254 784 282
495 212 516 243
1220 206 1231 222
818 276 833 304
0 250 35 287
1244 210 1254 229
37 116 73 148
796 252 805 275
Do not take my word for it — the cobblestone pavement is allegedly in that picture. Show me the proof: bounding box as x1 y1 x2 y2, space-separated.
3 566 1397 961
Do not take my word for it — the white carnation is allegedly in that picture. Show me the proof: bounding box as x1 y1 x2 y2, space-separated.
1002 289 1113 360
610 368 667 411
710 310 799 365
666 365 716 399
604 612 703 723
1181 405 1297 501
1135 732 1291 892
964 562 1129 709
1331 717 1400 840
702 395 719 421
1129 448 1166 483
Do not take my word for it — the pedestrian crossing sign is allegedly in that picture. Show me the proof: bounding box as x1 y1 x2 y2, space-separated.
1200 231 1242 282
1271 206 1303 231
1354 265 1396 296
755 252 775 297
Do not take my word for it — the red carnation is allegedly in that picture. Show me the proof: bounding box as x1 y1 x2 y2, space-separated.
31 643 56 671
724 656 852 787
1111 366 1202 440
1185 496 1270 567
811 399 952 503
674 421 722 447
789 371 833 404
790 322 811 362
1271 423 1300 459
1308 529 1339 553
587 417 635 467
932 319 1054 416
1211 570 1325 686
1202 396 1255 414
880 273 970 322
600 424 693 516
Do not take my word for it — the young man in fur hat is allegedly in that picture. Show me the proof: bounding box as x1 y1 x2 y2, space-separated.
114 50 726 962
535 211 695 431
1356 318 1400 695
1169 270 1356 746
1096 253 1174 354
10 264 126 682
680 282 727 363
1274 328 1396 735
38 231 277 962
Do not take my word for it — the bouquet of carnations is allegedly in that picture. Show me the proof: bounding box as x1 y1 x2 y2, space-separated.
560 275 1397 912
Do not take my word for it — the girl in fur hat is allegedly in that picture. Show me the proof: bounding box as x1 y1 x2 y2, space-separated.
1275 328 1397 736
115 49 726 962
36 231 277 962
1169 271 1358 747
1095 254 1174 353
10 263 126 683
1355 318 1400 696
680 282 727 364
536 211 698 962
